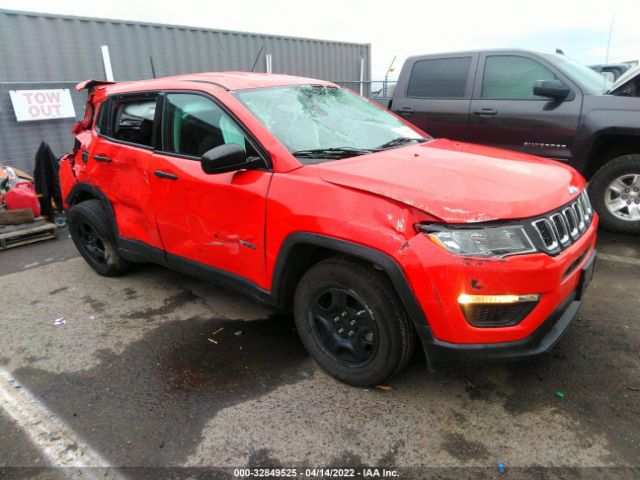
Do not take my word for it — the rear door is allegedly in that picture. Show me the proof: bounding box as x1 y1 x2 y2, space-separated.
83 92 164 249
467 53 582 161
392 54 478 140
149 91 272 287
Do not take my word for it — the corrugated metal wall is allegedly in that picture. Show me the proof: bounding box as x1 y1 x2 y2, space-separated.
0 9 371 171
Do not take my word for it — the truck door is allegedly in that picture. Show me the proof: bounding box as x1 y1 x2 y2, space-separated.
391 54 477 140
467 53 581 161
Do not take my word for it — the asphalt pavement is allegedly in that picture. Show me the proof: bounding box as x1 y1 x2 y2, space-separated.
0 229 638 479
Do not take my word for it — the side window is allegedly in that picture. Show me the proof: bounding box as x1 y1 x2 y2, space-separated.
407 57 472 98
111 97 157 146
95 99 110 134
162 93 250 157
482 56 557 100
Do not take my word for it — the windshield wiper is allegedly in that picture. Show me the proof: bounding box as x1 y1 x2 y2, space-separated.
374 137 430 151
292 147 373 159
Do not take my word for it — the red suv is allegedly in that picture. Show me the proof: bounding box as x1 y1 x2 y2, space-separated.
60 73 597 386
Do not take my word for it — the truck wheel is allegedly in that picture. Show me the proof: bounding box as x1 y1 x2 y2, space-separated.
68 199 130 276
293 257 415 387
589 154 640 235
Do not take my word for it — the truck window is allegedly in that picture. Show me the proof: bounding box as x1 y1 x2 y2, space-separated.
162 93 248 158
482 56 556 100
407 57 472 98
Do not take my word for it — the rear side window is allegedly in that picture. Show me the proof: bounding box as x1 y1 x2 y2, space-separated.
407 57 472 98
111 97 157 146
482 56 556 99
162 93 249 157
95 99 110 133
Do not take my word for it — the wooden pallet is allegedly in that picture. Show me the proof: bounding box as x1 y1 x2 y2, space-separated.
0 217 57 250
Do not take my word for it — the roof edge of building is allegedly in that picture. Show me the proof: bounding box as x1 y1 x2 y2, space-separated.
0 8 371 49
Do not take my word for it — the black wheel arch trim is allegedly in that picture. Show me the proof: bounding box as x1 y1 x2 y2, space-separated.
270 232 435 342
65 183 119 236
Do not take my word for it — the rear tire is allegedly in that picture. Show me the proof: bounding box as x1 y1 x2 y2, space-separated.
589 154 640 235
68 199 130 276
293 257 415 387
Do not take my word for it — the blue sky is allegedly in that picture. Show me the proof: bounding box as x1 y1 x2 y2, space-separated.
0 0 638 79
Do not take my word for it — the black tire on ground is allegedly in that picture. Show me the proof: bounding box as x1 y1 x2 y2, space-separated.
67 199 130 276
293 257 415 387
589 154 640 235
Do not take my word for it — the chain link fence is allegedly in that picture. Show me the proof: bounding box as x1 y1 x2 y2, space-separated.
332 80 397 101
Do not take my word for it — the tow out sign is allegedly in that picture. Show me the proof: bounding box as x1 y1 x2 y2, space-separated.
9 89 76 122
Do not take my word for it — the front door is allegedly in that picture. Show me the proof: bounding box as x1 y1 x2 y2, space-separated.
150 92 272 287
467 53 581 161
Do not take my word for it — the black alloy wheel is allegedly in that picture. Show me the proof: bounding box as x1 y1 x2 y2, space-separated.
309 287 379 367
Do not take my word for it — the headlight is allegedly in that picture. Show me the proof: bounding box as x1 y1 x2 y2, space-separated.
418 224 537 258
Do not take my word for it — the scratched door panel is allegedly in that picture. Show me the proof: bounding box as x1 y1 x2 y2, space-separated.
150 152 272 287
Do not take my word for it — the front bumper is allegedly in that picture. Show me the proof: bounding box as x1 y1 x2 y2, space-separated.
418 250 596 369
398 214 597 345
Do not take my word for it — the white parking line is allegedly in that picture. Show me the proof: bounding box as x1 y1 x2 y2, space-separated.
0 368 124 479
598 253 640 267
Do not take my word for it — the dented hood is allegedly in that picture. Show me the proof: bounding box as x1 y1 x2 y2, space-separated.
316 139 585 223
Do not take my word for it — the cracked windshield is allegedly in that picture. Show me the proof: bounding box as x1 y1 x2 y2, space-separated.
235 85 426 161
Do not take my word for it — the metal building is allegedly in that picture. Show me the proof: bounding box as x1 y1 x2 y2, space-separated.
0 9 371 171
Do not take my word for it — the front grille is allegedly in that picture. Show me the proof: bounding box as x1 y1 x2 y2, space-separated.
461 301 538 327
530 190 593 255
563 207 578 239
532 219 557 249
551 213 569 245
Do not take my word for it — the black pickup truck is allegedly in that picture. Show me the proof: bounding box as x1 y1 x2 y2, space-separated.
383 50 640 234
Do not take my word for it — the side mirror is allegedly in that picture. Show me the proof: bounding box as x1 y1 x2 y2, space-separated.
201 143 258 174
533 79 570 100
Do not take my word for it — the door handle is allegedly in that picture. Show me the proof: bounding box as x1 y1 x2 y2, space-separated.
472 108 498 116
93 154 112 162
397 107 415 116
154 170 178 180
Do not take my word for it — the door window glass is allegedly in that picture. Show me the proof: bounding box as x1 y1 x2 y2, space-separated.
95 99 110 133
407 57 472 98
163 93 248 157
111 97 156 146
482 56 557 99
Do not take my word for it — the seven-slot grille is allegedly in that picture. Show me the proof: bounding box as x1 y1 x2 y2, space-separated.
531 190 593 254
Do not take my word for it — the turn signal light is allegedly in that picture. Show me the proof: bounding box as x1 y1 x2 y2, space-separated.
458 294 540 305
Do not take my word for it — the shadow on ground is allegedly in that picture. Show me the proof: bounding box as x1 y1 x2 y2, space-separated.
14 314 309 466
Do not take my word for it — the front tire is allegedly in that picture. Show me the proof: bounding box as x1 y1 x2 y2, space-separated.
68 199 130 276
589 154 640 235
293 257 415 387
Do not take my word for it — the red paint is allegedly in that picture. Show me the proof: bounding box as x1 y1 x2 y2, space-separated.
5 181 41 217
59 72 598 346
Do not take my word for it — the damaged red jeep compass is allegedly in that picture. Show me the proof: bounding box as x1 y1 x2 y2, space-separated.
60 73 597 386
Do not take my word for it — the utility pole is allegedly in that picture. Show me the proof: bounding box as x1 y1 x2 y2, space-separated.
384 56 396 97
